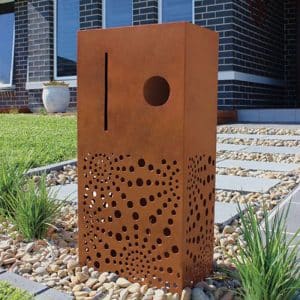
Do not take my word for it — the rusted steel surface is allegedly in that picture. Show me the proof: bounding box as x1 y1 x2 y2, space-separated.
77 22 218 293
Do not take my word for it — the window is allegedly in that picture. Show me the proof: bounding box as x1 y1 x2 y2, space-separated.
0 5 14 87
55 0 79 79
103 0 132 28
160 0 193 23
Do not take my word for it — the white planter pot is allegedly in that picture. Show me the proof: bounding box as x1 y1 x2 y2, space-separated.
42 86 70 113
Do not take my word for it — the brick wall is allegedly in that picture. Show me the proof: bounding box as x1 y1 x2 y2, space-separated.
133 0 158 25
27 0 54 110
0 1 28 108
195 0 288 109
80 0 102 29
284 0 297 106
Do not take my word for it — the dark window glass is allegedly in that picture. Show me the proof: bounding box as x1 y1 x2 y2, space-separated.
56 0 79 77
0 10 14 85
105 0 132 28
162 0 193 23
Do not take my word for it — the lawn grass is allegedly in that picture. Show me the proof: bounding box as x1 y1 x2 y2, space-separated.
0 114 77 167
0 281 33 300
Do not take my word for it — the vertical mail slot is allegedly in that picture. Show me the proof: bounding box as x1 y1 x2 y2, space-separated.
77 22 218 292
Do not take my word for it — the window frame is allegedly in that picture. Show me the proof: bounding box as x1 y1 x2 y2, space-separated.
54 0 79 81
0 3 15 89
102 0 133 29
158 0 195 24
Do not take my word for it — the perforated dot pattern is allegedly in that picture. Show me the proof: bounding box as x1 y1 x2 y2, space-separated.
184 154 215 286
79 153 183 291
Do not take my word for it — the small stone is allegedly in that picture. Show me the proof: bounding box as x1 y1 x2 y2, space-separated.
140 284 148 294
58 269 68 278
24 242 35 253
107 272 118 282
86 278 98 288
3 258 16 265
74 291 89 297
76 272 89 283
181 287 192 300
35 266 46 275
120 289 129 300
128 283 140 293
91 270 100 278
223 225 234 234
73 284 84 292
0 241 11 251
47 280 56 288
116 277 131 288
220 291 235 300
191 287 209 300
67 259 78 271
33 176 40 183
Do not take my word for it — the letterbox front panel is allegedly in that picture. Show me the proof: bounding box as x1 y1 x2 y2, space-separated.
78 23 218 292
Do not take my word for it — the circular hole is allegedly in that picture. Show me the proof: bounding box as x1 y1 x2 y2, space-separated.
149 215 157 224
140 198 147 206
138 159 145 167
111 250 117 257
114 210 122 218
132 212 139 220
127 201 133 208
143 76 170 106
116 233 122 241
94 261 100 268
136 178 143 186
163 228 171 236
172 245 179 253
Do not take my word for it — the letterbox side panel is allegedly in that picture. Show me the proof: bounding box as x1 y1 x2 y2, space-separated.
182 23 218 285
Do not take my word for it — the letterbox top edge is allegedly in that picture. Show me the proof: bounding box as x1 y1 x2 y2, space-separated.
77 21 218 37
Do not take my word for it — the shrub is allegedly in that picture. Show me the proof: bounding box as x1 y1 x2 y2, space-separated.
234 204 300 300
0 159 30 216
0 281 33 300
7 177 62 240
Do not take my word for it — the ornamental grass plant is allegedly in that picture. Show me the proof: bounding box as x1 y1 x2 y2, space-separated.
0 158 31 216
234 204 300 300
6 176 62 240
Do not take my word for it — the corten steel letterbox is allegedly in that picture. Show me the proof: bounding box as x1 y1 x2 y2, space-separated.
77 22 218 292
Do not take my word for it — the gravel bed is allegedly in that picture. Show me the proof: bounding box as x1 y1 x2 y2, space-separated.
2 126 300 299
217 138 300 147
217 151 299 164
0 205 240 300
217 127 300 136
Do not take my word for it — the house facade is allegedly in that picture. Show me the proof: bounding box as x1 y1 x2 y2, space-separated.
0 0 299 112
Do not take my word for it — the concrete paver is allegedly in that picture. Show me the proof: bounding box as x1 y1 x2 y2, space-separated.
216 175 280 193
0 272 48 296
